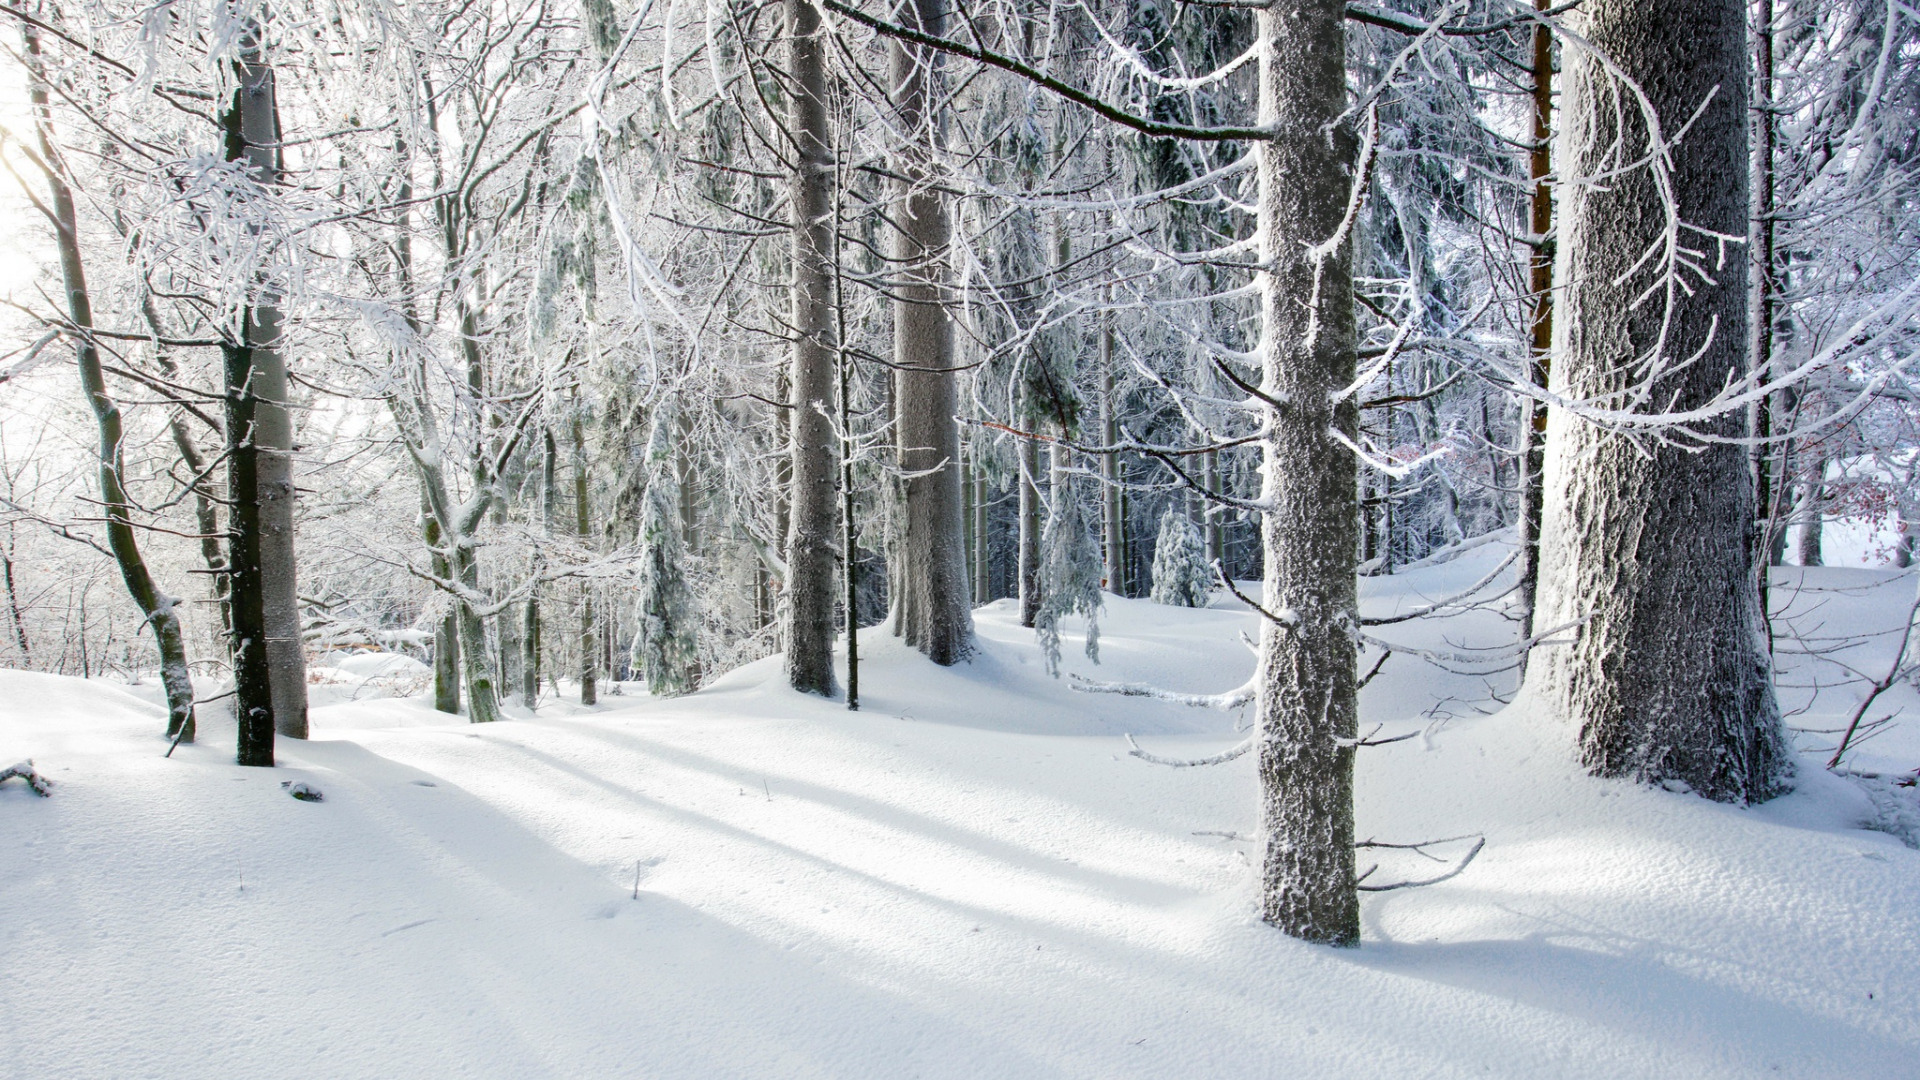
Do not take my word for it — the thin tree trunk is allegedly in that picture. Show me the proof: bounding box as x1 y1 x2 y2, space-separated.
574 411 596 705
20 11 196 743
422 486 460 715
1018 436 1042 627
522 577 541 708
1753 0 1779 625
1534 0 1788 802
1517 0 1554 652
1101 305 1125 594
784 0 839 696
1255 0 1361 945
973 466 989 604
3 531 28 662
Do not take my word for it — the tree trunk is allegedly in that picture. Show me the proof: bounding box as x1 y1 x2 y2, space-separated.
783 0 839 696
1516 0 1554 652
1796 478 1825 566
522 580 541 708
232 26 307 742
574 412 597 705
1101 310 1125 595
887 0 972 664
1018 436 1042 627
421 489 460 715
1254 0 1362 945
20 13 196 743
1533 0 1788 803
973 465 989 604
224 337 274 765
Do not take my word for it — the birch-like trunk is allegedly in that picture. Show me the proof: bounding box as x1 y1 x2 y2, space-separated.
888 0 972 664
1534 0 1788 802
1254 0 1361 945
233 28 308 742
783 0 839 696
20 14 196 742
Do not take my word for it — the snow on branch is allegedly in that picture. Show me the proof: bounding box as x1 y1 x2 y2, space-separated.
0 760 51 797
1123 733 1255 768
1355 835 1485 891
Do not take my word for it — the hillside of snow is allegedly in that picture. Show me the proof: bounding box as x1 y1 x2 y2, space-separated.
2 544 1916 1079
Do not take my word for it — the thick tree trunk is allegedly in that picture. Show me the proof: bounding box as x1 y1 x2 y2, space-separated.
232 28 308 742
1255 0 1361 945
20 13 197 743
888 0 972 664
783 0 839 696
1534 0 1788 802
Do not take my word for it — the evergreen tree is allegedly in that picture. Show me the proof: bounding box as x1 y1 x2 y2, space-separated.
633 409 699 697
1150 509 1212 608
1035 449 1102 677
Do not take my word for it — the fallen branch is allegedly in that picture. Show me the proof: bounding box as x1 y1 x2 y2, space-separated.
1 760 52 796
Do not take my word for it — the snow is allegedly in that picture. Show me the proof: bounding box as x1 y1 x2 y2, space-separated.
2 546 1916 1078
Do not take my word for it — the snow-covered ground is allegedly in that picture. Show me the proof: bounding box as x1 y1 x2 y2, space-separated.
3 545 1916 1078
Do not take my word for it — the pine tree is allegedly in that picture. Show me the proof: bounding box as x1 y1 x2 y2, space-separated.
633 409 699 697
1150 509 1211 608
1035 448 1102 677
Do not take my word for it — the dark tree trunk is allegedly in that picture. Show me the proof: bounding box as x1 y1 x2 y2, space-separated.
1018 437 1042 627
229 23 307 744
1516 0 1554 653
1534 0 1789 803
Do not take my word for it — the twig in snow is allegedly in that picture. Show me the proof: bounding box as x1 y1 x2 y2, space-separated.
0 760 51 796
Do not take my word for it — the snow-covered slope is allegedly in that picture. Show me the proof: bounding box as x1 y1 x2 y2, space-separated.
2 545 1915 1078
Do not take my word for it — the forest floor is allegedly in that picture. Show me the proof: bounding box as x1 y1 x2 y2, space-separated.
2 543 1917 1079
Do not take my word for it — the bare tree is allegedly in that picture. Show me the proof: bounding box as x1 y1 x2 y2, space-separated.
12 3 196 743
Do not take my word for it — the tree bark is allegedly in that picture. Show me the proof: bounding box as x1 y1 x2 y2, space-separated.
231 25 307 742
783 0 839 696
422 488 460 714
574 410 597 705
1533 0 1789 803
887 0 972 664
1018 436 1042 627
20 10 196 743
1254 0 1362 945
1516 0 1554 653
